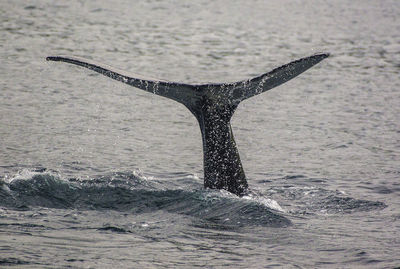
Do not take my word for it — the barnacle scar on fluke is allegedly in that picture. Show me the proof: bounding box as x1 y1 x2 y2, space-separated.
46 53 329 196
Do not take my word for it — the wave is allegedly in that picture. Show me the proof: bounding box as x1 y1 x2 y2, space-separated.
0 258 30 266
0 169 291 227
1 169 386 227
264 185 387 215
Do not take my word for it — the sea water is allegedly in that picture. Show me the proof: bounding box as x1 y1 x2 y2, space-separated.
1 0 399 267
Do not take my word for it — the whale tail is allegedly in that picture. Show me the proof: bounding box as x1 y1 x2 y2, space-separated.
47 53 329 196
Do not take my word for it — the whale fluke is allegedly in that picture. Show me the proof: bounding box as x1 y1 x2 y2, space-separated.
47 53 329 196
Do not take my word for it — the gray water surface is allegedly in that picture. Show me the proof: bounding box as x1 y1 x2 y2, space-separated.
1 0 400 268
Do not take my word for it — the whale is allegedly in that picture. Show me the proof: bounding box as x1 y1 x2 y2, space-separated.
47 53 328 196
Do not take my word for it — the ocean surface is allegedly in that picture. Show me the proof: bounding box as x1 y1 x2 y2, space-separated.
1 0 399 268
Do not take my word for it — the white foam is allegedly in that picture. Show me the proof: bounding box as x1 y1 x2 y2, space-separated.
243 194 285 213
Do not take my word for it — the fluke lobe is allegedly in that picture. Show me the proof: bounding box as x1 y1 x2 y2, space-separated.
47 53 329 196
